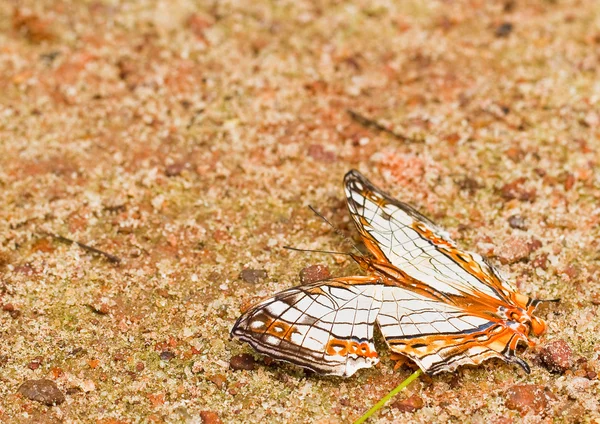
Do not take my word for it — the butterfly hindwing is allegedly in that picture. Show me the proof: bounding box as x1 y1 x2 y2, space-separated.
377 286 530 374
230 276 383 377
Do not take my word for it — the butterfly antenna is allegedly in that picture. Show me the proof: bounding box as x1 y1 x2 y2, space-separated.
283 246 351 256
308 205 362 254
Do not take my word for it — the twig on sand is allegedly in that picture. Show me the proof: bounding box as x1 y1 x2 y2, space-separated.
347 109 421 143
41 232 121 264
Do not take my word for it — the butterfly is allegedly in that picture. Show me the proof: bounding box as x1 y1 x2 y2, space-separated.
230 170 551 377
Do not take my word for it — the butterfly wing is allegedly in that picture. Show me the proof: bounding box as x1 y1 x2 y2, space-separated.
377 286 530 374
344 170 525 306
230 276 384 377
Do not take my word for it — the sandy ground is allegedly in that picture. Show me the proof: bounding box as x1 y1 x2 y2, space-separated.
1 0 600 422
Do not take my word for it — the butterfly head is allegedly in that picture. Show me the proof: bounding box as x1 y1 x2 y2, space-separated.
506 308 547 339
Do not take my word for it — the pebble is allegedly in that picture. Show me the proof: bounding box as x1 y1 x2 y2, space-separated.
160 351 176 361
538 340 573 373
240 268 268 284
229 353 256 371
200 410 222 424
165 162 186 177
391 393 424 412
208 374 227 390
300 264 331 284
495 22 514 37
496 236 532 264
500 177 535 202
508 214 527 230
504 384 549 415
307 144 336 162
18 379 65 406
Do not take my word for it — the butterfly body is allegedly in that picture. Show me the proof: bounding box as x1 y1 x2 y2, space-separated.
231 170 550 376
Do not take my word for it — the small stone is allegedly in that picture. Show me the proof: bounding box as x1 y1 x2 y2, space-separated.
2 303 21 319
563 172 576 191
12 9 56 43
88 299 111 315
495 22 513 37
18 379 65 406
527 238 542 252
308 144 336 162
135 362 145 371
532 253 549 270
160 351 176 361
497 236 532 264
300 264 331 284
504 384 549 415
239 269 268 284
14 264 35 275
391 393 424 412
538 340 573 373
200 410 222 424
27 358 42 370
500 177 535 202
230 353 256 371
165 163 186 177
508 214 528 230
208 374 227 390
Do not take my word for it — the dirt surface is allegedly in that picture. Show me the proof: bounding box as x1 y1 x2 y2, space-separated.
1 0 600 423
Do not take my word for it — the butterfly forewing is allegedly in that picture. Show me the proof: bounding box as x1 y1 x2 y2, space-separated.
344 170 520 303
231 276 384 377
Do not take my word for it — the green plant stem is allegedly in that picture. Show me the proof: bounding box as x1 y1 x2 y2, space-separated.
353 369 422 424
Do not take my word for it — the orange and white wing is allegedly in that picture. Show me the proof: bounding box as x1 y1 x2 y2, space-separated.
231 276 531 375
344 170 523 305
230 276 383 377
377 286 531 374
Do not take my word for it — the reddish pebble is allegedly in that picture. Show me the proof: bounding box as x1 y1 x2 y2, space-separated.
538 340 573 373
200 410 222 424
230 353 256 371
532 253 549 270
165 163 186 177
505 384 549 415
497 236 532 264
308 144 336 162
135 362 145 371
392 393 424 412
500 177 535 202
27 360 41 370
300 264 331 284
